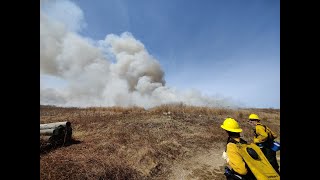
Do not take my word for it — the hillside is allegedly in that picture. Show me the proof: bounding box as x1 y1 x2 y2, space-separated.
40 104 280 180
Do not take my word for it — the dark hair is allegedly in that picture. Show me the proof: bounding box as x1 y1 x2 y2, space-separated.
226 131 240 138
249 119 260 122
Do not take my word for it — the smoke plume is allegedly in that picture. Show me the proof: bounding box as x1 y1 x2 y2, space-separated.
40 0 235 108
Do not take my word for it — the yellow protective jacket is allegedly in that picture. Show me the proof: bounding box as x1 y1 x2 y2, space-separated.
253 123 278 144
226 137 248 175
226 137 280 180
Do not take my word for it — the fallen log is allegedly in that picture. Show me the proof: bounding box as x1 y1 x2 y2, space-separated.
40 129 54 136
40 121 72 145
40 121 71 130
40 136 51 141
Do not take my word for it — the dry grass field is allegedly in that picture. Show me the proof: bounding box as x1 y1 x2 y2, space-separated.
40 104 280 180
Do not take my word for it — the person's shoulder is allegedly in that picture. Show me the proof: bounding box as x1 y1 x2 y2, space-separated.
227 142 238 149
227 142 237 149
256 123 266 128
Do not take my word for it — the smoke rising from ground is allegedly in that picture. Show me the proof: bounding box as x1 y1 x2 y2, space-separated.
40 0 236 108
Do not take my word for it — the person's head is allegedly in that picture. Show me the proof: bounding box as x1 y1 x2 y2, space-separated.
221 117 242 137
248 113 260 126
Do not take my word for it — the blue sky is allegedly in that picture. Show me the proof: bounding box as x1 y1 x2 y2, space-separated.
42 0 279 108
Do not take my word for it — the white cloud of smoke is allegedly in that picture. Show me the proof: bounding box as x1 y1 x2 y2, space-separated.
40 0 235 108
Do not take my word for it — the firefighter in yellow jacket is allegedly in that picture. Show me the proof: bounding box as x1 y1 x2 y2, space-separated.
221 118 256 180
248 114 280 175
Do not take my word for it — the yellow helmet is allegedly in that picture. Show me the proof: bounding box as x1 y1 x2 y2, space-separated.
249 114 259 120
220 118 242 133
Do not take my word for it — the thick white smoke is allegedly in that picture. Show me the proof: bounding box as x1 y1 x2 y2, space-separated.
40 0 235 108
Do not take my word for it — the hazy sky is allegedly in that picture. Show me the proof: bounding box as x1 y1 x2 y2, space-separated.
40 0 279 109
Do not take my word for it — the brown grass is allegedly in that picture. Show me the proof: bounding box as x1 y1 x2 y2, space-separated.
40 104 280 180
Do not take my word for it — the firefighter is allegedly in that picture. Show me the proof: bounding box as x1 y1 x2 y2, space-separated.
221 118 256 180
248 113 280 175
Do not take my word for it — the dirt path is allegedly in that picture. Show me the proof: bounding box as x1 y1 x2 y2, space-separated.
168 145 281 180
169 144 226 180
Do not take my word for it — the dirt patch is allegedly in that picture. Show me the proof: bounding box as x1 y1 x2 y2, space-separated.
169 143 226 180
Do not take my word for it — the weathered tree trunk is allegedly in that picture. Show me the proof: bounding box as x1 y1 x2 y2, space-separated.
40 121 73 146
40 136 51 141
40 129 54 136
40 121 71 130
